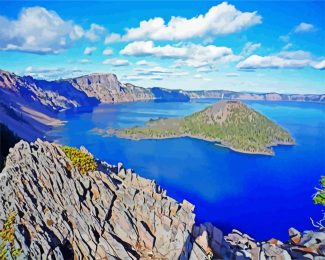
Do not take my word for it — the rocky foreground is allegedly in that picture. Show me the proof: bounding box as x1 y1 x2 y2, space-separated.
0 139 324 259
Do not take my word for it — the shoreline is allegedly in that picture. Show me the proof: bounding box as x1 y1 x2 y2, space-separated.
92 128 295 156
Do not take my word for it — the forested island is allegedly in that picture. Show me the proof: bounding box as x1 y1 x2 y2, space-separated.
107 100 295 155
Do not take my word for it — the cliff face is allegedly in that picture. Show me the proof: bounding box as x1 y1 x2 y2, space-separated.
0 70 96 111
67 73 154 103
185 90 325 103
1 140 324 259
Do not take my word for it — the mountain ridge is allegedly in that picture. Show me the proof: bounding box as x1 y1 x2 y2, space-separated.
1 68 324 141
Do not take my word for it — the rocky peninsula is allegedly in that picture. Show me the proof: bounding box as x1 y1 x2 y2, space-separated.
107 100 295 155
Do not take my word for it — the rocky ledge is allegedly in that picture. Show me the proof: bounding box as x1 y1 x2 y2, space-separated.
0 140 324 259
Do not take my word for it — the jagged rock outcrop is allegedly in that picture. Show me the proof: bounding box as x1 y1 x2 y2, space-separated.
0 140 195 259
0 140 324 259
67 74 154 103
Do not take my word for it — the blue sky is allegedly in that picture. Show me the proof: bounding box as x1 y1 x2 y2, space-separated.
0 1 324 93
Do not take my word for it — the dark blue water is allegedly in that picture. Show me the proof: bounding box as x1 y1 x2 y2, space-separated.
48 99 325 240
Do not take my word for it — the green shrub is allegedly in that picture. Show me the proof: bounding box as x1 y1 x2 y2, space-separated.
61 146 97 174
313 176 325 206
0 211 22 259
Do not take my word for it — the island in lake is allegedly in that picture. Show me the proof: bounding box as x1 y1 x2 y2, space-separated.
95 100 295 155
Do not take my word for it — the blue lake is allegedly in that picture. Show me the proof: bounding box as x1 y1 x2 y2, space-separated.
48 99 325 240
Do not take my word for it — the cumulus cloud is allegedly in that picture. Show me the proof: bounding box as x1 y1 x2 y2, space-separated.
121 41 239 68
84 23 105 41
105 33 122 44
0 7 106 54
83 47 96 55
294 22 315 33
102 58 130 66
121 41 187 58
103 48 114 55
236 54 311 69
106 2 261 42
280 22 315 43
240 42 261 56
312 60 325 70
0 7 85 54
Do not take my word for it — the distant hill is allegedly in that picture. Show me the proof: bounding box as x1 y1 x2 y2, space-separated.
111 100 295 155
184 90 325 103
150 87 190 102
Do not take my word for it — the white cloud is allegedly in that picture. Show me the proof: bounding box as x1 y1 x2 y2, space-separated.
23 66 84 79
278 50 311 60
83 47 96 55
294 22 315 33
105 33 122 44
134 66 169 75
103 48 114 55
240 42 261 56
122 75 164 81
136 60 148 66
135 60 157 66
121 41 239 68
282 43 293 50
121 41 187 58
106 2 261 42
84 23 105 41
236 54 311 69
312 60 325 70
125 65 189 82
102 58 130 66
0 7 85 54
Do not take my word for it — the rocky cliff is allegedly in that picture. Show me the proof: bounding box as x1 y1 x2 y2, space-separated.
0 140 324 259
67 73 154 103
185 90 325 103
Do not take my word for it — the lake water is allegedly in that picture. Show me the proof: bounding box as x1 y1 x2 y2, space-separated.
48 99 325 240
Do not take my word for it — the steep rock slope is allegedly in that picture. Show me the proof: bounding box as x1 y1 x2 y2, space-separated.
0 140 195 259
67 73 154 103
0 70 96 111
0 69 98 140
0 140 324 259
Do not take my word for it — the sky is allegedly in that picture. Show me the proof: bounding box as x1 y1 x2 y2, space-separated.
0 1 324 94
